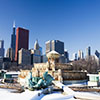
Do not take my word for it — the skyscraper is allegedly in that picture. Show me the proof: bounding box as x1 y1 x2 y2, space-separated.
64 51 69 63
0 40 5 58
78 50 84 60
11 21 16 51
46 40 64 54
86 46 91 57
73 53 77 61
31 40 41 64
95 50 100 65
6 48 15 61
39 46 42 55
15 27 29 61
18 48 31 65
34 40 39 50
95 50 100 58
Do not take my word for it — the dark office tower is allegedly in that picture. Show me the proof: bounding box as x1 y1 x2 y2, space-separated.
11 21 16 51
95 50 100 58
46 40 64 54
95 50 100 65
15 27 29 61
86 46 91 57
64 51 69 63
64 51 69 59
0 40 5 57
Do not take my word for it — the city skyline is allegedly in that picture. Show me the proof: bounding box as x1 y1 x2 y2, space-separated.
1 0 100 58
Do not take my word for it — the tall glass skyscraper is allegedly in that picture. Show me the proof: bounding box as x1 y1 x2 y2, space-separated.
11 21 16 52
86 46 91 57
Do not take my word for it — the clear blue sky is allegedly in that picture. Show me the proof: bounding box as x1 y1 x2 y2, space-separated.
0 0 100 58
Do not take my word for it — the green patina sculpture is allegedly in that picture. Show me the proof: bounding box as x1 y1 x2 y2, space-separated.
28 71 54 90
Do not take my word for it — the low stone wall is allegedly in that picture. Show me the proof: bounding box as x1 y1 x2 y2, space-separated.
34 63 74 71
64 79 87 84
55 63 73 70
62 71 87 80
33 63 48 70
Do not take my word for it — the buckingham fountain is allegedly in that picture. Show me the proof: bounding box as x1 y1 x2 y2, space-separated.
18 50 87 86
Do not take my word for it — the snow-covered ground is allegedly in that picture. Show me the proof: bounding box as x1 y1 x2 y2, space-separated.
75 91 100 100
66 83 100 100
0 88 100 100
0 88 75 100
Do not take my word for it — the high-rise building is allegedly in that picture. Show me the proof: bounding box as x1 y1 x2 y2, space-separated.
34 40 39 50
11 21 16 52
59 54 66 63
39 46 42 55
73 53 77 61
6 48 15 61
64 51 69 59
81 51 84 59
0 40 5 58
18 48 31 65
31 40 41 64
95 50 100 65
95 50 100 58
0 40 4 48
78 50 81 60
15 27 29 61
46 40 64 54
0 57 11 69
78 50 84 60
86 46 91 57
64 51 69 63
46 40 51 54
